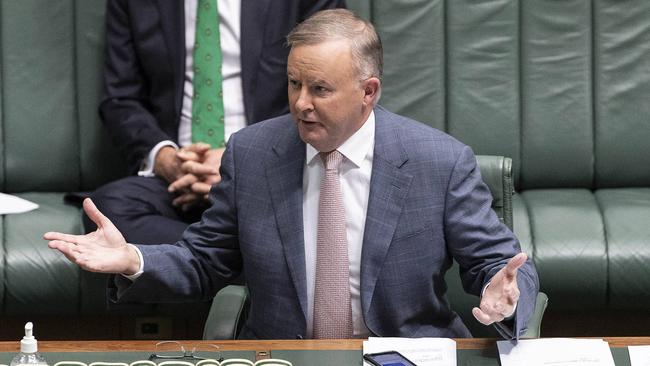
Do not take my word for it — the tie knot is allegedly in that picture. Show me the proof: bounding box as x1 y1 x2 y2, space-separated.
320 150 344 171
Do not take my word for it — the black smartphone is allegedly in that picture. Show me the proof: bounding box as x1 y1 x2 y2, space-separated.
363 351 418 366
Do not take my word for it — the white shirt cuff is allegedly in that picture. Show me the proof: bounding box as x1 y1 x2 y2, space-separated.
137 140 179 177
122 244 144 282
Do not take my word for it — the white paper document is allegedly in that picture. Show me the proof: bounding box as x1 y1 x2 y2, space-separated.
0 192 39 215
629 345 650 366
363 337 456 366
498 338 615 366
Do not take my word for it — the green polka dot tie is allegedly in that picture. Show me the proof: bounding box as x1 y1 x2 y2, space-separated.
192 0 225 148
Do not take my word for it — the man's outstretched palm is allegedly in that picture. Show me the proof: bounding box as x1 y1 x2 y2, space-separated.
44 198 139 274
472 252 527 325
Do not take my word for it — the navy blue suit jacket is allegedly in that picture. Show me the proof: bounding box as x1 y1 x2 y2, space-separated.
99 0 345 173
113 106 539 339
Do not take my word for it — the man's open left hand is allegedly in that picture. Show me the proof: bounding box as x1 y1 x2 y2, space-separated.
472 252 527 325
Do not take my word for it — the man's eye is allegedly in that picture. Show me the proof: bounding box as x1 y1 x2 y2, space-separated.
314 86 329 94
288 79 300 88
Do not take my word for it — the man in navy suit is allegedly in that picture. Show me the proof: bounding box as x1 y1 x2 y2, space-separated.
47 9 539 339
87 0 345 244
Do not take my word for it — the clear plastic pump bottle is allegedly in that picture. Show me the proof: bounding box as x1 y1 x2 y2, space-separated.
10 322 48 366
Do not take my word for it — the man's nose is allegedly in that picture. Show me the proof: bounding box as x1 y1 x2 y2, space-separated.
294 88 314 113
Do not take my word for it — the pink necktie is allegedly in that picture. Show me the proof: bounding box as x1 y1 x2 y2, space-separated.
313 150 353 339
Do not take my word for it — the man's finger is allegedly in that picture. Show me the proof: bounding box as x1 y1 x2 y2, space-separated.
504 252 528 278
177 149 201 162
43 231 81 245
172 192 200 207
472 307 494 325
83 198 111 229
181 160 218 176
47 239 79 258
46 239 70 250
184 142 211 153
169 174 198 193
203 174 221 186
191 181 213 195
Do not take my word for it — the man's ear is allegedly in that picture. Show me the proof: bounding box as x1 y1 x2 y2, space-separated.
362 77 381 105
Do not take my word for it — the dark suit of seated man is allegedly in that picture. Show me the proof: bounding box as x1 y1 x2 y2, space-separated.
46 9 539 340
88 0 345 244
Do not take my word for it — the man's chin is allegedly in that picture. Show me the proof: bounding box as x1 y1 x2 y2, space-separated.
298 133 326 151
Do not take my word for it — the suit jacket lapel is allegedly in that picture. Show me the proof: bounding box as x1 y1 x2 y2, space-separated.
155 0 184 118
361 107 413 317
265 124 309 320
240 0 272 123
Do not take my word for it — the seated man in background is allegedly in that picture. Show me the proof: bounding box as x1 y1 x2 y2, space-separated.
47 9 539 340
88 0 345 244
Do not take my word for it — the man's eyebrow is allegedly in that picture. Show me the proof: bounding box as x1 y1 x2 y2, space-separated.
286 74 329 86
309 77 332 86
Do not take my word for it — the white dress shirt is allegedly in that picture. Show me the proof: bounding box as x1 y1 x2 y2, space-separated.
303 112 376 338
139 0 245 176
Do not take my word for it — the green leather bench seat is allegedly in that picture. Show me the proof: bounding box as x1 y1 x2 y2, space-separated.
597 189 650 309
1 193 109 317
517 190 608 310
516 189 650 311
3 193 82 316
2 0 650 338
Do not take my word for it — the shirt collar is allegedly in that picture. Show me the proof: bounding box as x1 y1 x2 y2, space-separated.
306 111 376 167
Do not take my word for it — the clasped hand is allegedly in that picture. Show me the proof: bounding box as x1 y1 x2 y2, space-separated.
472 252 527 325
156 143 224 211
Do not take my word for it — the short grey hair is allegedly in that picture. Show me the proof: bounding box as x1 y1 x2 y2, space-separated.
287 9 383 81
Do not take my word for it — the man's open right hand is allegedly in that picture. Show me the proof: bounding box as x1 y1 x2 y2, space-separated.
44 198 140 275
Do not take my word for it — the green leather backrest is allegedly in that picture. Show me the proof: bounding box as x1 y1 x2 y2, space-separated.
76 0 127 190
2 1 77 192
347 0 650 190
0 0 124 193
2 1 649 192
476 155 513 230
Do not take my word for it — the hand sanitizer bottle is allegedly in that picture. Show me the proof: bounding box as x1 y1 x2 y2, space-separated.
10 322 48 366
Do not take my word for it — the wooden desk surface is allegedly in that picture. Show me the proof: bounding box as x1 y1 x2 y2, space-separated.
0 337 649 352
